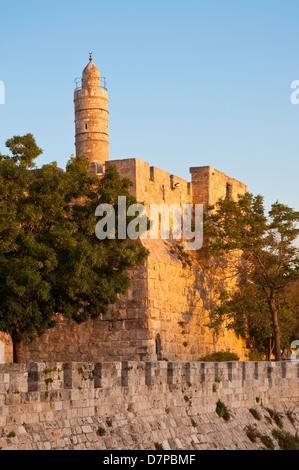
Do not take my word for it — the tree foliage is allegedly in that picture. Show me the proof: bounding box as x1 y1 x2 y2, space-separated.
0 134 149 361
205 192 299 361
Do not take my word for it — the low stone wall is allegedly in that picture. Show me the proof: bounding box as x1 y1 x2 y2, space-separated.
0 361 298 450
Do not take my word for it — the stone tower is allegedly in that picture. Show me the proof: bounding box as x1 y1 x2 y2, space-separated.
74 55 109 174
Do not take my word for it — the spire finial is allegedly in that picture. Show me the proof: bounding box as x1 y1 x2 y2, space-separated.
89 52 93 62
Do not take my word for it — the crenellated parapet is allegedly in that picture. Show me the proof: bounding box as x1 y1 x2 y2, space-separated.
1 360 298 449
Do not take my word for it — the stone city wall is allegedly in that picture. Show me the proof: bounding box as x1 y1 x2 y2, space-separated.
0 360 298 450
19 159 250 364
22 237 248 364
22 262 151 363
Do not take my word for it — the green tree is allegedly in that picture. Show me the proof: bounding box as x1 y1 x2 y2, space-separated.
205 193 299 361
0 134 149 362
214 280 297 360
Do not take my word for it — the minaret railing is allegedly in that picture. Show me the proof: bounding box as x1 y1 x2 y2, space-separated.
74 77 107 91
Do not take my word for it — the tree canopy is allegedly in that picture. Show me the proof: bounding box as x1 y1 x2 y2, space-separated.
205 192 299 361
0 134 149 362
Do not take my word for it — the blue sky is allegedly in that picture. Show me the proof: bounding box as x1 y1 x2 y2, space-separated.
0 0 298 213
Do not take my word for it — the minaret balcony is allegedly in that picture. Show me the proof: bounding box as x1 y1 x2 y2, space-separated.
74 77 107 91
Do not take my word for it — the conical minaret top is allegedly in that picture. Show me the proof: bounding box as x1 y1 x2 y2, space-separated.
82 53 100 89
74 55 109 174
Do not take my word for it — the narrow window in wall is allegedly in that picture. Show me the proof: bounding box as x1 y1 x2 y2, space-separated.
156 212 162 239
150 167 155 181
155 334 162 360
85 123 88 129
226 183 233 200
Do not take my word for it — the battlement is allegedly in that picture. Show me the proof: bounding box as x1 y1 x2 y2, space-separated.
0 361 297 449
1 360 297 401
107 158 247 213
106 158 192 208
190 165 248 209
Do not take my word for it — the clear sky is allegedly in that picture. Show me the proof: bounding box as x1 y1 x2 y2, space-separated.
0 0 298 213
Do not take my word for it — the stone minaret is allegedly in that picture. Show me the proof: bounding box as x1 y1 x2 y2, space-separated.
74 54 109 175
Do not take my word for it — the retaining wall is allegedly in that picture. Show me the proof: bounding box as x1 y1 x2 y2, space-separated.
0 361 298 450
